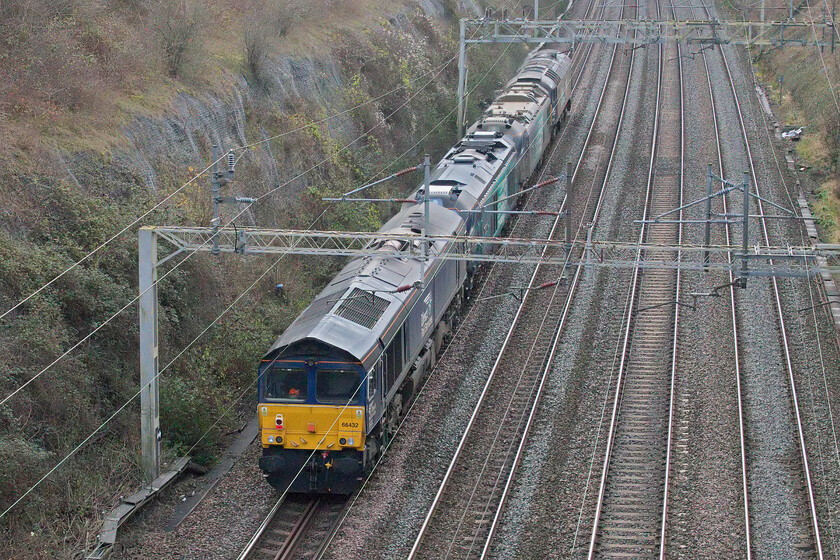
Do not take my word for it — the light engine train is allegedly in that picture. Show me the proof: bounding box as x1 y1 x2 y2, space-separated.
257 48 572 493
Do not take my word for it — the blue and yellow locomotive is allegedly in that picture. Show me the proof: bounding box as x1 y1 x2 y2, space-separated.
258 49 572 494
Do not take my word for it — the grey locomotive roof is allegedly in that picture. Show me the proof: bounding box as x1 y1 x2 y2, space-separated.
402 133 513 215
265 48 571 369
267 203 463 367
436 134 513 199
466 49 571 158
509 49 572 91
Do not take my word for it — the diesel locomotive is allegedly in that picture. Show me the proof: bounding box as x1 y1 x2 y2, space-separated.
257 48 572 493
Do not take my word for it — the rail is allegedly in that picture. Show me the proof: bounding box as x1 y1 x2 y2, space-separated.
408 0 642 554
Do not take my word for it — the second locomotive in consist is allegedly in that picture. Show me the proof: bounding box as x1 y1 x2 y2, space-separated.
258 48 572 493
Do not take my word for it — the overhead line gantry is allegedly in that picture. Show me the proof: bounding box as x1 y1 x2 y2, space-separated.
455 15 835 133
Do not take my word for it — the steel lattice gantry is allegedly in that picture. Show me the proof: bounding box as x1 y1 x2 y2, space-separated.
461 17 835 47
151 225 840 275
137 224 840 481
454 16 835 133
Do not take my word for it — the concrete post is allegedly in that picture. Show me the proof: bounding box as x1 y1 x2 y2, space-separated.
741 172 750 287
139 227 160 484
704 164 712 269
457 19 467 138
565 162 573 252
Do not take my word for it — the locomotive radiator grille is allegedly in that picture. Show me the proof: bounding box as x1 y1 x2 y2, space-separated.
334 288 390 329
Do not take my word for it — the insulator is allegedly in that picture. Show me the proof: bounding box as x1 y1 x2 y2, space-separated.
227 151 235 172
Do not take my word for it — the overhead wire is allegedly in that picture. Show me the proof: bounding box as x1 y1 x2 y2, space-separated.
0 22 524 518
327 1 626 548
0 17 499 326
0 205 317 520
190 4 545 514
0 15 526 409
0 154 222 322
197 29 526 506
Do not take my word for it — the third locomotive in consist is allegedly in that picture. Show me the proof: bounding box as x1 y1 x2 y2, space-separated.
257 48 572 493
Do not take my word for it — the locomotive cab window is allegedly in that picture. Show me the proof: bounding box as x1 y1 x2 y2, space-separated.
369 362 383 402
265 367 308 401
317 369 361 404
384 327 406 390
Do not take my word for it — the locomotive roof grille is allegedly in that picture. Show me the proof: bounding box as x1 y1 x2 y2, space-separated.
459 138 507 150
334 287 391 329
429 184 455 196
431 179 466 186
497 93 536 103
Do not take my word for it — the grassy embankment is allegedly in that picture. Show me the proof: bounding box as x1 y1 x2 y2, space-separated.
716 0 840 240
0 0 527 556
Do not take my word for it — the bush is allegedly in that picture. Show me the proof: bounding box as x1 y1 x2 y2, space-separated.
243 1 305 89
146 0 204 77
160 375 232 465
0 435 52 509
244 18 272 89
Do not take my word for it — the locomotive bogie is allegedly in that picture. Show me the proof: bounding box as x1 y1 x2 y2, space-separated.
260 446 364 494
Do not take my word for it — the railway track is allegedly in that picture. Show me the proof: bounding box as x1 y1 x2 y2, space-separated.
585 0 685 554
405 2 645 557
239 495 348 560
684 3 753 556
583 0 829 553
240 4 626 560
692 0 825 555
617 0 828 555
717 33 825 560
244 6 827 560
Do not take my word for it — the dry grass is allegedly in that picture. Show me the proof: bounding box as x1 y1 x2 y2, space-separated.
814 178 840 242
0 0 414 153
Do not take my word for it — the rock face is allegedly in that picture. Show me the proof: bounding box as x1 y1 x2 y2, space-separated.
0 2 534 558
120 0 453 197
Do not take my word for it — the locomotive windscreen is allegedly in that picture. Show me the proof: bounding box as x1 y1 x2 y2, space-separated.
265 367 308 401
316 370 361 404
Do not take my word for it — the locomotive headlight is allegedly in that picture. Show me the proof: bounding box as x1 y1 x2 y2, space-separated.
348 438 355 446
268 436 275 443
339 438 347 445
